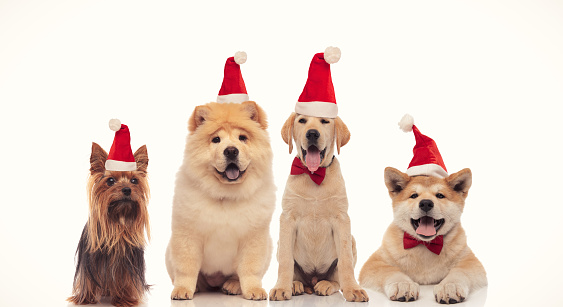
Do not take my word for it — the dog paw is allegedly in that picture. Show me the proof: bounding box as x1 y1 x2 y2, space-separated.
171 286 195 300
242 287 267 300
434 282 467 304
314 280 338 296
293 281 305 295
269 287 292 301
221 279 242 295
342 287 369 302
385 281 419 302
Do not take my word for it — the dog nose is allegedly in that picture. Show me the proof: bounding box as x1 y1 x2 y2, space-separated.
122 187 132 196
306 129 320 141
224 146 239 159
419 199 434 212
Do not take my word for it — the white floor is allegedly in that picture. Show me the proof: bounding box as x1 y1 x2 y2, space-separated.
66 286 488 307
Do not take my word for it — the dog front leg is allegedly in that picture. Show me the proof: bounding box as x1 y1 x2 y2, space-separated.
167 233 203 300
333 214 369 302
433 251 487 304
359 250 420 302
236 226 271 301
269 212 296 301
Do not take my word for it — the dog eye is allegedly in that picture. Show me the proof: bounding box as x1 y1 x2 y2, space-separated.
321 119 330 124
436 193 445 199
410 193 418 199
212 137 221 143
106 178 115 186
298 118 307 124
239 135 248 142
131 178 138 184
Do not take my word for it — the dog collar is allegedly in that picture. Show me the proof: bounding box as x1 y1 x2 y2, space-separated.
403 232 444 255
290 157 328 185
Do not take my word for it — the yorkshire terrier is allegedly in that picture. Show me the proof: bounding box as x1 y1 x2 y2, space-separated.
68 142 150 306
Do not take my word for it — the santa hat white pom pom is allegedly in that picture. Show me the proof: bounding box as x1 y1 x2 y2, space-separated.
399 114 414 132
109 119 121 131
234 51 247 65
324 46 341 64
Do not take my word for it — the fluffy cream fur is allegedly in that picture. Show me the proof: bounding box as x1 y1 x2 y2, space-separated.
165 101 276 301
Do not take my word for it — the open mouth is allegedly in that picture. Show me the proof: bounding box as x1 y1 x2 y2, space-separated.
216 163 245 182
301 145 326 172
411 216 445 239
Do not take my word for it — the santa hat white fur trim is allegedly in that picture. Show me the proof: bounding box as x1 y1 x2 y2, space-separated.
407 163 448 179
295 101 338 119
234 51 247 65
399 114 414 132
109 119 121 131
105 159 137 172
217 93 250 104
324 46 341 64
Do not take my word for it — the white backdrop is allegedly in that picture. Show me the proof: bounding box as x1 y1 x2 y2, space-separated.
1 1 562 306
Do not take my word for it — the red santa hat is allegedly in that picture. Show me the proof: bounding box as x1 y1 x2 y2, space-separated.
217 51 249 103
295 46 341 118
105 119 136 172
398 114 448 178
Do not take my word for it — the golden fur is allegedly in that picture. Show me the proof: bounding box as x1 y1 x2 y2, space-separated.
165 101 276 301
359 167 487 303
87 144 150 252
269 113 368 302
68 143 150 307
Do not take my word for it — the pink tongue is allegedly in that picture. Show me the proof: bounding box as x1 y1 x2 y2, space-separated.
416 216 436 236
225 165 240 180
306 146 321 172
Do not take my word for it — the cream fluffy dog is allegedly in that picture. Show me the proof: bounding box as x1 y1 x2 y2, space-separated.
269 113 369 302
359 167 487 303
165 101 275 301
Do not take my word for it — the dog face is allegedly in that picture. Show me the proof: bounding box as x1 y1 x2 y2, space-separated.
87 142 150 250
281 113 350 171
184 101 272 198
384 167 472 241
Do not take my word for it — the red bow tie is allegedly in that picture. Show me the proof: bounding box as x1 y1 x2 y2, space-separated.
403 232 444 255
290 157 326 185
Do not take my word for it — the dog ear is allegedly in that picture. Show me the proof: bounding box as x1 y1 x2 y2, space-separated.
446 168 472 197
281 113 296 154
188 105 211 132
242 101 268 129
90 142 108 175
134 145 149 173
334 116 350 155
384 167 410 196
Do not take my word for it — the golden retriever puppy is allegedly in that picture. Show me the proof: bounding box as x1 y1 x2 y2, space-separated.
359 167 487 304
165 101 275 301
269 112 369 302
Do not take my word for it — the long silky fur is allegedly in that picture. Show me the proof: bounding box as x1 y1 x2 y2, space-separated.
69 224 150 306
68 143 150 307
86 170 150 252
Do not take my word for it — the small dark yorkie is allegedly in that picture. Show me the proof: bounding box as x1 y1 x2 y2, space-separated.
68 119 150 307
